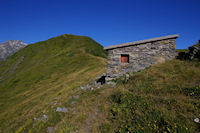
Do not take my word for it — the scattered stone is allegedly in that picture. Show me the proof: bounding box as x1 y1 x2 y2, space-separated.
106 81 116 85
74 95 79 99
121 74 130 83
71 107 77 114
47 127 54 133
194 118 200 123
54 96 60 100
33 117 40 122
42 115 48 122
53 101 58 105
94 81 100 87
93 81 98 86
105 76 114 81
80 86 85 90
50 101 57 105
80 84 91 90
56 107 68 113
71 100 76 105
125 74 130 79
110 86 115 88
86 84 91 89
95 111 98 116
80 77 107 91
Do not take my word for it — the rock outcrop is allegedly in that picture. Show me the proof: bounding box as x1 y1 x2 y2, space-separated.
177 41 200 61
0 40 27 62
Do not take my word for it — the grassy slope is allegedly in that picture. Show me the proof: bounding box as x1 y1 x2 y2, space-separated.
104 59 200 133
1 36 200 133
0 34 107 132
62 59 200 133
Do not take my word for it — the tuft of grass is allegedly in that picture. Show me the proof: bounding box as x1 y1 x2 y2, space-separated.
176 49 189 53
182 85 200 98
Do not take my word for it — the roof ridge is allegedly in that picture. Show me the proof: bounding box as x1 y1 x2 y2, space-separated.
104 34 179 50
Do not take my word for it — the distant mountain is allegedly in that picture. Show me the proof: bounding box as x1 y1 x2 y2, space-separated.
0 40 27 62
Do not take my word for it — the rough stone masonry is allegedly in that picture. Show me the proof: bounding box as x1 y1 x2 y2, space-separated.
104 34 179 80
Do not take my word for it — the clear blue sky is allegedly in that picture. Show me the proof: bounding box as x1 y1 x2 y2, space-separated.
0 0 199 49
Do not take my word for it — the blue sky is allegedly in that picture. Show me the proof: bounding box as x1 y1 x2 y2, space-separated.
0 0 199 49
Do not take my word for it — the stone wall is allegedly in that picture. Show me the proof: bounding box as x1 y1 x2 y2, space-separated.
106 38 176 80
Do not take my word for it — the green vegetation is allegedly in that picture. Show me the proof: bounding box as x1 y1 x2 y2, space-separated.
0 34 200 133
104 60 200 132
58 59 200 133
176 49 189 53
0 34 107 132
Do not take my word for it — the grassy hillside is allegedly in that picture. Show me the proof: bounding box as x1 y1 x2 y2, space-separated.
103 60 200 133
1 35 200 133
0 34 107 132
55 59 200 133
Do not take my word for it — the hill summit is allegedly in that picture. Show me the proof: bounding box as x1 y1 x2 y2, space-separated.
0 34 107 132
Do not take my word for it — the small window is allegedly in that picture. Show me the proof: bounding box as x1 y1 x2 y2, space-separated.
121 54 129 63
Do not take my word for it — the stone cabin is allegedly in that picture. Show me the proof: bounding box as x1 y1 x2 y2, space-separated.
104 34 179 80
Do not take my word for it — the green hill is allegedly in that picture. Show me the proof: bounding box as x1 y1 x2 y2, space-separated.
1 35 200 133
0 34 107 132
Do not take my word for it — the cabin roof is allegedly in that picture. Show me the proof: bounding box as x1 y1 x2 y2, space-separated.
104 34 179 50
